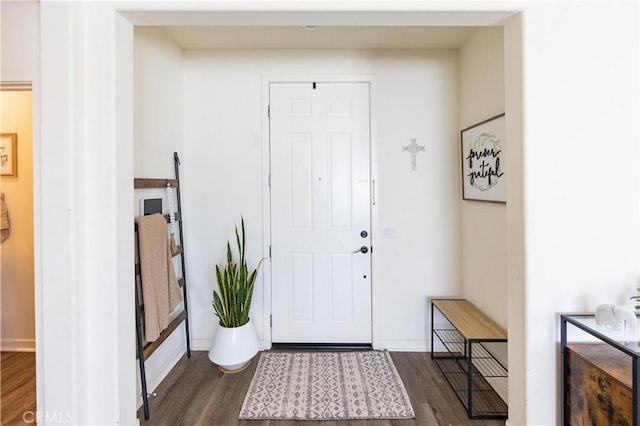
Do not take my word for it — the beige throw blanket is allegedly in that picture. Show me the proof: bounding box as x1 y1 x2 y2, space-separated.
135 213 182 342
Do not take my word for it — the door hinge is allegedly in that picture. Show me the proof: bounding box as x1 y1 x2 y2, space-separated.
267 104 270 118
269 245 272 258
268 174 271 187
270 314 273 327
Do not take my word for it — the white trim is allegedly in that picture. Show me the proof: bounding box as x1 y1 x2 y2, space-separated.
32 75 44 417
261 74 377 347
375 340 429 352
367 77 380 350
0 81 33 90
1 339 36 352
262 73 377 85
119 9 517 27
115 11 138 422
260 78 273 348
190 338 213 351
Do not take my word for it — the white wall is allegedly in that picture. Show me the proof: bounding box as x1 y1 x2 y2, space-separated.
458 28 507 327
1 90 35 351
373 50 460 349
133 26 187 405
511 3 639 425
40 2 136 423
183 49 460 352
1 1 40 78
134 27 184 178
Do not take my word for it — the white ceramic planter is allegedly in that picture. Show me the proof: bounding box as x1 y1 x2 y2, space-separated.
208 319 259 373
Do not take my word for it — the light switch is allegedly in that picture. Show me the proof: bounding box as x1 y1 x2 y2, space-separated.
382 226 396 239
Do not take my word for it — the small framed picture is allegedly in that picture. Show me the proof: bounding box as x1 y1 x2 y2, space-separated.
460 114 506 203
0 133 17 177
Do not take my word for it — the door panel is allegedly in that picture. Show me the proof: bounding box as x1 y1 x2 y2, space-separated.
270 82 371 344
291 253 313 321
289 133 313 229
328 133 352 229
329 253 353 322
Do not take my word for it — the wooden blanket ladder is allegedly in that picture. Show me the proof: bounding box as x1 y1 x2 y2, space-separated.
134 152 191 420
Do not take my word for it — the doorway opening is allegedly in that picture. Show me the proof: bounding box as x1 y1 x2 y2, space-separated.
0 83 36 423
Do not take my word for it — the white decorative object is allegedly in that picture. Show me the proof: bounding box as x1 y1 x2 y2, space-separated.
402 138 425 172
166 182 179 255
208 319 259 373
595 304 638 334
166 182 176 235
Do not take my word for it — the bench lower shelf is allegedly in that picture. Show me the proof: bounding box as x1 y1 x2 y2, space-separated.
433 353 508 418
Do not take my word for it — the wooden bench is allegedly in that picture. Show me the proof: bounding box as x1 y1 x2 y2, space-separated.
432 299 506 341
430 298 508 419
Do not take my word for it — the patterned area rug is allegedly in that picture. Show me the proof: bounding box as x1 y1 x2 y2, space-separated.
239 351 415 420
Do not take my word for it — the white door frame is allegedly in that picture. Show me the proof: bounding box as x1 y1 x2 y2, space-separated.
260 74 380 349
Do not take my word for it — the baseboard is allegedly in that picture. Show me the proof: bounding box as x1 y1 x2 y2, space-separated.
191 337 212 351
1 338 35 352
272 342 372 350
193 338 429 353
374 339 429 352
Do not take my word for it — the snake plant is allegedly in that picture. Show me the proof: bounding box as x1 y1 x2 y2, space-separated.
212 218 262 328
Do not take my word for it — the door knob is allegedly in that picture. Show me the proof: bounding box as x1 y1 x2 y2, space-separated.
353 246 369 254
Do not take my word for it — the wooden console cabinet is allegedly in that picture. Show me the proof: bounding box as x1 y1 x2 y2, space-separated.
561 315 640 426
566 344 632 425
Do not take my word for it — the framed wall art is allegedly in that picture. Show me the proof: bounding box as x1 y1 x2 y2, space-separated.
460 114 505 203
0 133 17 177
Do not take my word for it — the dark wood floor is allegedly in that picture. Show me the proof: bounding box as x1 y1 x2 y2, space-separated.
138 351 506 426
1 352 36 426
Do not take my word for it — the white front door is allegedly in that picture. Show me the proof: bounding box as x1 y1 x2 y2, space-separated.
270 82 372 344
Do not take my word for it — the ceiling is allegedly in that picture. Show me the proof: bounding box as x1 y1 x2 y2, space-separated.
162 26 477 50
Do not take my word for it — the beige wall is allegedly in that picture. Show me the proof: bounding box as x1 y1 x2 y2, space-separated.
0 89 35 351
458 28 507 328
